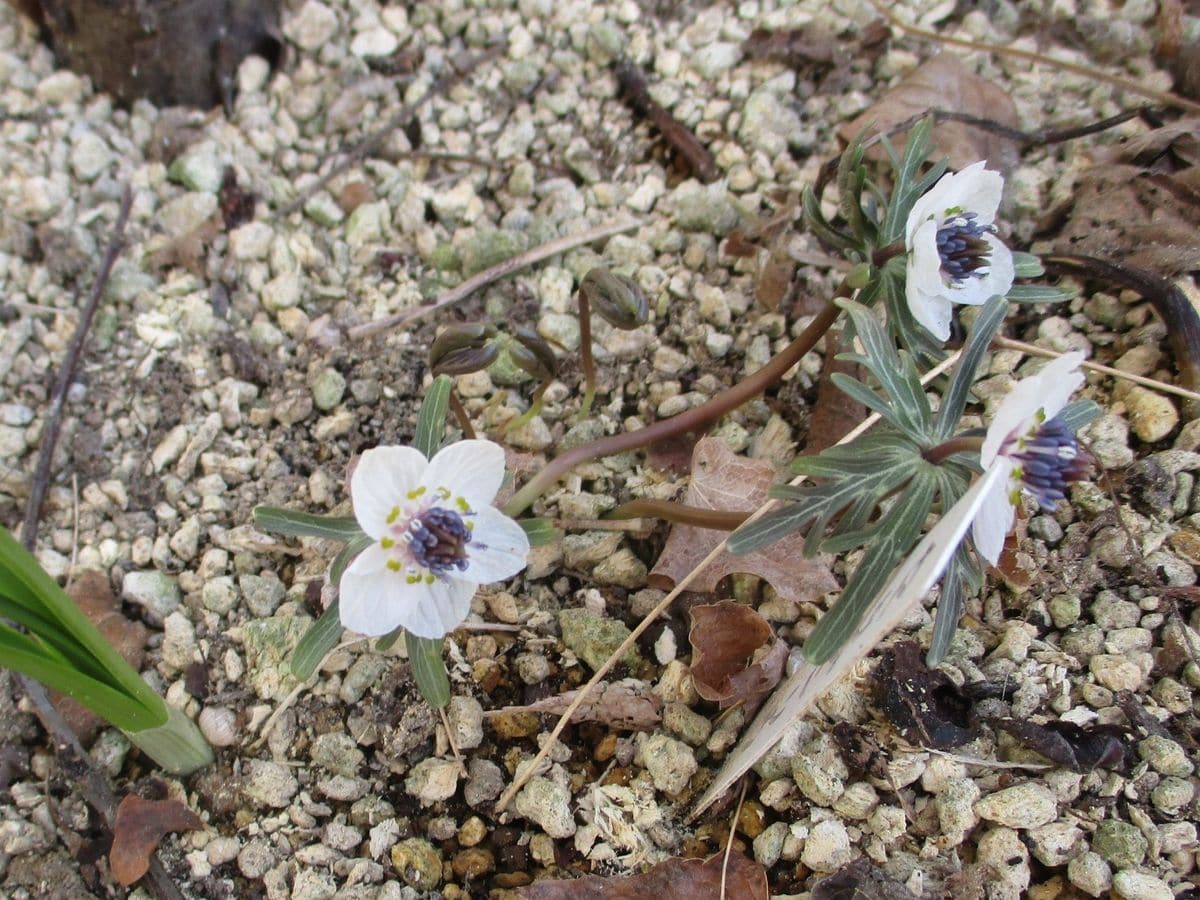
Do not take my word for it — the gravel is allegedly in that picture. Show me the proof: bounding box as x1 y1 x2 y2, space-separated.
1 0 1198 894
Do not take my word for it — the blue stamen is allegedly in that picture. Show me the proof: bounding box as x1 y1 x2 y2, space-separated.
1011 415 1091 511
407 507 471 575
935 212 995 284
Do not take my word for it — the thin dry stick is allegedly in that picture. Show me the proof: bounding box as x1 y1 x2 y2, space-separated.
21 189 132 540
992 336 1200 403
14 189 185 900
870 0 1200 116
439 706 467 776
721 780 750 900
346 219 640 341
275 43 507 219
494 353 962 813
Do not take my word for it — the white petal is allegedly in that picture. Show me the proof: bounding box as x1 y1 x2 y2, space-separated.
971 235 1015 299
909 219 948 297
340 549 475 639
398 577 476 639
971 461 1016 566
944 162 1003 225
464 507 530 582
905 161 1000 246
421 439 507 510
981 352 1085 465
351 447 428 538
906 281 953 341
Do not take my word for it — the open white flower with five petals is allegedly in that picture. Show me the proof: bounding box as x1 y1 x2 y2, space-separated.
971 352 1088 566
339 440 530 639
905 161 1015 341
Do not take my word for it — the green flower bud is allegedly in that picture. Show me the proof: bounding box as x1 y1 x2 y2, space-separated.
580 268 648 330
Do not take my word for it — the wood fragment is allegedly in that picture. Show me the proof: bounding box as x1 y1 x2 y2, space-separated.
615 58 719 183
344 218 640 342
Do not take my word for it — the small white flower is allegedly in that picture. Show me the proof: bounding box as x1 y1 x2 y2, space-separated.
905 161 1015 341
339 440 530 639
971 352 1087 565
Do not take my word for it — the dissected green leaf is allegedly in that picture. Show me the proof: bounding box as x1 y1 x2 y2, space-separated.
803 473 937 663
1011 251 1044 278
519 517 561 547
879 117 943 245
289 601 343 680
935 295 1008 439
1060 398 1102 432
1006 284 1075 304
414 374 453 458
835 298 932 440
253 508 362 541
406 632 450 708
330 534 372 587
731 434 923 556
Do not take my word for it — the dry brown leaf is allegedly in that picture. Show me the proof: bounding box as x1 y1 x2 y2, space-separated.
518 850 768 900
689 601 786 710
1054 120 1200 273
109 795 202 886
647 438 838 604
52 571 149 742
485 679 662 731
802 335 866 456
839 54 1020 175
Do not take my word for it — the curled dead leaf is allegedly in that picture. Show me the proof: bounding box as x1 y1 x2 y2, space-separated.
839 54 1020 175
518 849 768 900
110 795 202 887
689 601 787 711
53 571 149 742
872 642 973 750
648 438 838 605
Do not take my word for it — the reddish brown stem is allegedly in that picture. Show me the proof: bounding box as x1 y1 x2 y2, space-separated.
503 299 842 516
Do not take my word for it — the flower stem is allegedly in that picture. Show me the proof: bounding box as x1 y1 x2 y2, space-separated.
447 390 476 439
503 298 843 517
923 434 984 465
577 290 597 418
606 499 749 530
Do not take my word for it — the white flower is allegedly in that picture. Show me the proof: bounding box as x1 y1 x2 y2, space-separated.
905 161 1015 341
971 352 1087 565
339 440 530 639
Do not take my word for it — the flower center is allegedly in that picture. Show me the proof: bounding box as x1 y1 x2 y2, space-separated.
1008 415 1091 511
381 493 474 582
936 212 995 285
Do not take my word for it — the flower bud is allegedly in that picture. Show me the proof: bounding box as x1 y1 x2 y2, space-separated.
508 326 558 382
580 268 648 330
429 322 499 375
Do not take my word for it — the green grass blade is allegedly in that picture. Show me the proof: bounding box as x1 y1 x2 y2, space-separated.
0 625 164 731
0 528 165 719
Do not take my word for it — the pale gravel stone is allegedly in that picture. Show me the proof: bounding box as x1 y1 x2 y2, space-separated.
284 0 339 50
514 777 576 838
800 819 852 873
242 760 299 808
639 733 697 795
405 758 461 806
1112 871 1174 900
198 707 239 747
976 827 1030 898
1069 852 1113 897
975 783 1058 829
